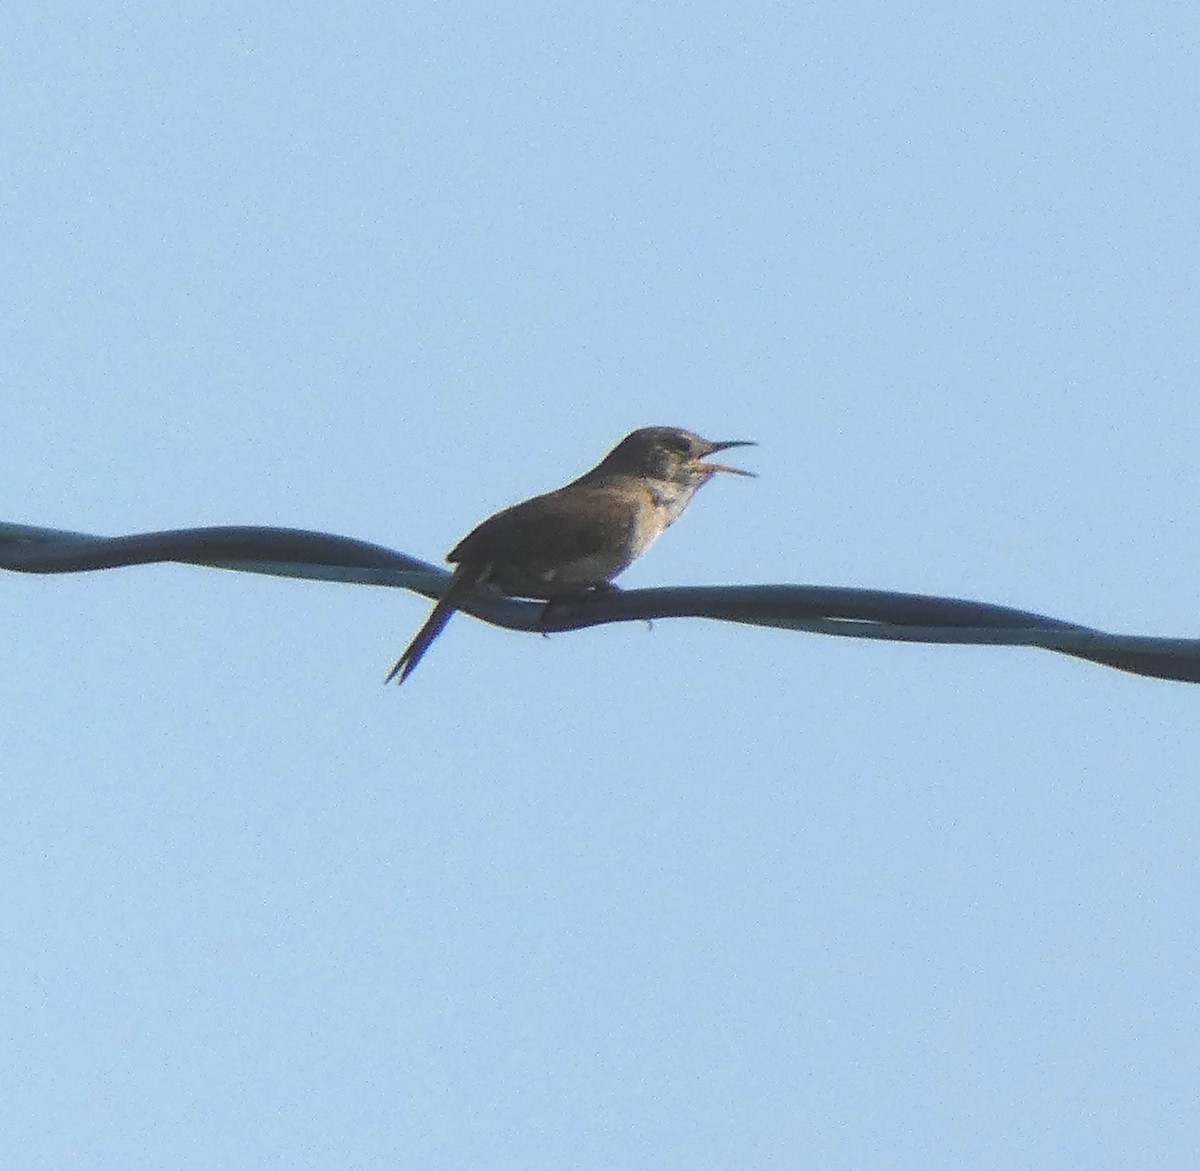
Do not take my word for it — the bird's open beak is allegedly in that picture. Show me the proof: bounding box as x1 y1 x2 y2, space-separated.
698 439 757 477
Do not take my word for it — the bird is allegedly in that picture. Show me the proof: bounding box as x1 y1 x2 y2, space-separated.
384 426 755 684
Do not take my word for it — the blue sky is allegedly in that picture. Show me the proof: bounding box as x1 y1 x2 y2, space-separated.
3 4 1199 1168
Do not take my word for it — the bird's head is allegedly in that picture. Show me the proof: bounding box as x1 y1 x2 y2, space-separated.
599 427 756 487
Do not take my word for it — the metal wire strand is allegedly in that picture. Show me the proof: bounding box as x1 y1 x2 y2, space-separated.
3 520 1198 684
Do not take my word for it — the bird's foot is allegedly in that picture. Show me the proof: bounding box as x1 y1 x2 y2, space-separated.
538 582 621 635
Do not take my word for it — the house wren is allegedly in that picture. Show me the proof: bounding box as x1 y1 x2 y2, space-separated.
385 426 755 684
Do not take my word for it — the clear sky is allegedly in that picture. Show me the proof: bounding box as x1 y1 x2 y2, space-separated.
3 4 1199 1168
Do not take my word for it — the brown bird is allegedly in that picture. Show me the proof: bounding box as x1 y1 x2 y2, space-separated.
384 426 755 684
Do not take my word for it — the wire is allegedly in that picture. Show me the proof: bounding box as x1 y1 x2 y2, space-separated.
3 520 1198 684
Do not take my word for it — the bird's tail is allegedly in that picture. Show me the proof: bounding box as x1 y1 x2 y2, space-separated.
384 563 485 685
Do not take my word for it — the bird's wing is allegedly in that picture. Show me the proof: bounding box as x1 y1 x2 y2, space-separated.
447 483 643 571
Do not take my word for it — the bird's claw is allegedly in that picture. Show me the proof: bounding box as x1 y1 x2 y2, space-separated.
538 582 622 634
